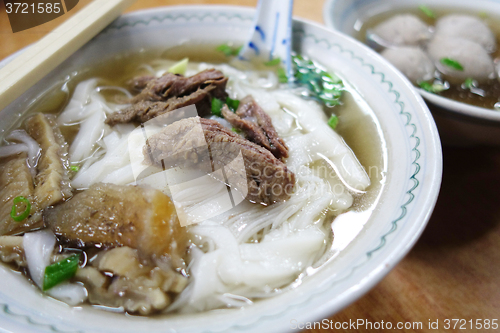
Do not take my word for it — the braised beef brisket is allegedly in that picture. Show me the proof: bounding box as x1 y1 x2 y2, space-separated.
127 75 155 92
106 69 228 125
106 85 216 125
144 117 295 205
222 96 289 159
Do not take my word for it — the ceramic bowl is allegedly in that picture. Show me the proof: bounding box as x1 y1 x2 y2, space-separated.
0 5 442 333
324 0 500 146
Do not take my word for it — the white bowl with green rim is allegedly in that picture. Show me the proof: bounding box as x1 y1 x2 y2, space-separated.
324 0 500 146
0 5 442 333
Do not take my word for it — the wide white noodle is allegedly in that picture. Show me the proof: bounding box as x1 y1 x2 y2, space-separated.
0 130 41 177
23 230 87 306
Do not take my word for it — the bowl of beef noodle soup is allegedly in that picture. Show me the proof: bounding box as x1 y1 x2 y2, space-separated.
0 5 442 333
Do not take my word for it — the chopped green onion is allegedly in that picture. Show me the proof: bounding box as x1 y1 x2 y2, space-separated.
433 84 447 93
327 115 339 130
10 196 30 222
440 58 464 71
291 54 344 107
419 81 433 92
167 58 189 75
419 5 435 18
216 44 242 57
216 44 233 56
69 165 80 172
226 97 240 111
231 127 242 134
419 81 447 93
211 97 224 116
463 78 475 89
43 254 80 291
479 11 488 19
277 68 288 83
264 57 281 66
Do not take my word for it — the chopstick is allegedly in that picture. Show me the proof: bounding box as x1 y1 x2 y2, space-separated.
0 0 137 112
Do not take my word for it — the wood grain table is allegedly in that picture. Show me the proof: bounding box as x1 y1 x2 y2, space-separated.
1 1 499 332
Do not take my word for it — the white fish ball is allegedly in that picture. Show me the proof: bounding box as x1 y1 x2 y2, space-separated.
435 14 496 52
427 36 495 83
371 14 431 46
381 46 435 84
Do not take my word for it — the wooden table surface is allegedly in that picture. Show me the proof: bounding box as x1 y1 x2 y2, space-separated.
1 1 499 332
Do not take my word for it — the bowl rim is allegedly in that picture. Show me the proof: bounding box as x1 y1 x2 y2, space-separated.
322 0 500 125
0 5 443 332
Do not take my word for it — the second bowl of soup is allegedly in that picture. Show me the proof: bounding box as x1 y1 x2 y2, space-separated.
324 0 500 145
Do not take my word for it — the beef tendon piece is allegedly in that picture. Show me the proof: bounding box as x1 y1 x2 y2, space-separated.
78 247 188 315
106 69 228 126
43 183 189 261
0 153 41 236
222 96 289 159
144 117 295 205
26 113 72 209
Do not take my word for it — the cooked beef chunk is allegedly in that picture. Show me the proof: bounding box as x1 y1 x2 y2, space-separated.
131 69 227 103
44 183 189 261
144 117 295 205
222 96 288 159
106 85 216 126
0 153 41 235
107 69 229 125
127 75 155 92
26 113 72 208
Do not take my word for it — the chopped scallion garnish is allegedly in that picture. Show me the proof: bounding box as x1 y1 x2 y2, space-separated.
463 78 475 89
440 58 464 71
419 5 435 18
291 55 344 107
167 58 189 75
264 57 282 66
69 165 80 172
211 97 224 116
277 68 288 83
216 44 242 57
231 127 242 134
43 254 80 291
216 44 233 56
226 97 240 111
419 81 447 93
327 115 339 130
10 196 30 222
419 82 433 92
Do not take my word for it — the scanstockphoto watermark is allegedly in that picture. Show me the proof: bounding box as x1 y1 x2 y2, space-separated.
242 162 384 200
290 319 423 331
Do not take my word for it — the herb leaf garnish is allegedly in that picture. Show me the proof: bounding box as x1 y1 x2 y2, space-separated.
440 58 464 71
